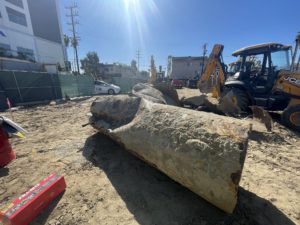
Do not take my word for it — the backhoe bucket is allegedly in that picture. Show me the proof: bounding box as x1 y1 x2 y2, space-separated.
90 96 251 213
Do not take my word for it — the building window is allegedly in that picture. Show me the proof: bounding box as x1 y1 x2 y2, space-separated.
5 0 24 8
6 7 27 26
17 47 35 61
0 43 12 57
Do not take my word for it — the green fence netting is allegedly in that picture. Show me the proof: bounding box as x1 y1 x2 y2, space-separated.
108 77 146 93
0 71 95 110
111 77 135 93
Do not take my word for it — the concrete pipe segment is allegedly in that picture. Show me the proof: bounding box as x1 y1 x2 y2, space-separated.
89 95 251 213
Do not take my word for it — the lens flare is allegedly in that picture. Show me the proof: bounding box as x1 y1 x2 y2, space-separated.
122 0 159 67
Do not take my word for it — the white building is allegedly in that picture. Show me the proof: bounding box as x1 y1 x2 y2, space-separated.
167 56 207 80
100 63 149 81
0 0 66 67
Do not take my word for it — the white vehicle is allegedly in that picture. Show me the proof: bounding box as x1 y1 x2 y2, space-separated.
94 80 121 95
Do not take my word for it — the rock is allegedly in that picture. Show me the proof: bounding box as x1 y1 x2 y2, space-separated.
82 204 88 212
48 219 57 225
49 101 56 106
132 83 167 104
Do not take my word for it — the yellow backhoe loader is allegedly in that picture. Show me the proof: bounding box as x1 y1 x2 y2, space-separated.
198 33 300 131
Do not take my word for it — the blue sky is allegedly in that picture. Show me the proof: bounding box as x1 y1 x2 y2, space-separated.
59 0 300 71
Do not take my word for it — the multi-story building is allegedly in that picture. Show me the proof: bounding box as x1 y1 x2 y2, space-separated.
167 56 207 80
0 0 66 68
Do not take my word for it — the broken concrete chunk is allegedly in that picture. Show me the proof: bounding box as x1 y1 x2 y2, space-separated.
132 83 180 106
90 95 251 213
132 83 167 104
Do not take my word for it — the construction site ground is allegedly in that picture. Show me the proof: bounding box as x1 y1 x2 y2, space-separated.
0 88 299 225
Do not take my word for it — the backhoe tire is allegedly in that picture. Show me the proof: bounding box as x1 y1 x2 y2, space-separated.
230 88 250 112
282 105 300 131
219 87 250 116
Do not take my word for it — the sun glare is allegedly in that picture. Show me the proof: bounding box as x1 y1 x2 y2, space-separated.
122 0 159 59
123 0 139 7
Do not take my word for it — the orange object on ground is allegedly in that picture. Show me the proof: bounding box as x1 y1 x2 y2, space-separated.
0 173 66 225
0 127 16 167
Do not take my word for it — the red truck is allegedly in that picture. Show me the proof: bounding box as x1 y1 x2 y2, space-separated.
171 79 184 89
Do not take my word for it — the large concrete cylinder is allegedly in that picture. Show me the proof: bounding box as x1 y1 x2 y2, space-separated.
90 95 250 213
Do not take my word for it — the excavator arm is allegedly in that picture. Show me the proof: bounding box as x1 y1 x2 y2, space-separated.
198 44 226 98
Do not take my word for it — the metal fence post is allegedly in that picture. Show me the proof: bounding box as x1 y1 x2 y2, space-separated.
76 75 80 96
12 71 23 102
50 73 58 99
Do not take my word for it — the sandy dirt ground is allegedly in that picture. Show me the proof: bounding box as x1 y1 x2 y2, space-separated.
0 89 299 225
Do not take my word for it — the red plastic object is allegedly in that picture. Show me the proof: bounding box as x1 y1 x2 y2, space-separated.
0 127 16 167
0 173 66 225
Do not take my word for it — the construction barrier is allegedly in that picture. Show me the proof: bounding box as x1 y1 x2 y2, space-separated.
0 71 95 110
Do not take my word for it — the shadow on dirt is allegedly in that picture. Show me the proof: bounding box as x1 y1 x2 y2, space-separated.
248 111 300 144
30 191 65 225
248 130 286 144
269 112 300 138
82 132 296 225
0 167 9 177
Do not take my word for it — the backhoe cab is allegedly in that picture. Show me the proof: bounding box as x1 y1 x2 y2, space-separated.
226 43 292 110
227 61 241 75
199 33 300 131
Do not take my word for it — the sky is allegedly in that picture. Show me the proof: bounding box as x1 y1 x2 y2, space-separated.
59 0 300 71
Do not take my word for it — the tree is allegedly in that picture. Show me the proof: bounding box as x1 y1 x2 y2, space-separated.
80 52 100 78
71 37 78 48
131 59 137 71
64 34 78 49
64 34 70 48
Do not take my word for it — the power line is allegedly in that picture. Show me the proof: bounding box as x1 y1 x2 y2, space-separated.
66 2 80 74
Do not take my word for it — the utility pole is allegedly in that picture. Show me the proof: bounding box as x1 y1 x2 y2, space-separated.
66 3 80 75
291 32 300 71
201 43 208 75
136 49 142 71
